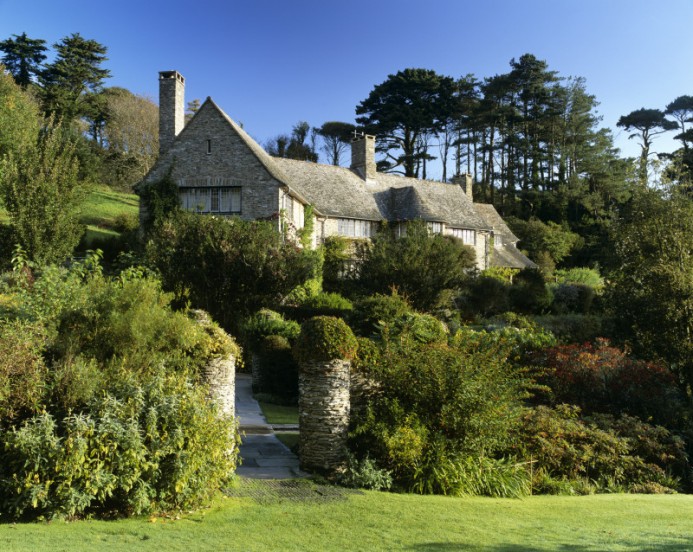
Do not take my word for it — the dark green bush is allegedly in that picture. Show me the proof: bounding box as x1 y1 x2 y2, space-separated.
284 291 354 321
357 219 476 311
350 292 414 337
550 283 595 314
463 275 510 317
509 268 553 314
533 314 603 343
257 335 299 399
292 316 358 364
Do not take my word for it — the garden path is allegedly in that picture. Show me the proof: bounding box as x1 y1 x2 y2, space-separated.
235 373 307 479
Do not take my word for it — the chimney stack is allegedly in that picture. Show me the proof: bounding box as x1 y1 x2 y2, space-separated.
350 134 377 180
452 173 473 202
159 71 185 155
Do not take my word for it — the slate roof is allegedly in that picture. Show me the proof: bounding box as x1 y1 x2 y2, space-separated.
473 203 519 245
491 244 537 269
272 157 491 230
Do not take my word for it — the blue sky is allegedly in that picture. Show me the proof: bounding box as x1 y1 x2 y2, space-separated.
1 0 691 170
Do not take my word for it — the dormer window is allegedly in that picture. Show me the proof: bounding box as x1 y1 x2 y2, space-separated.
206 139 212 154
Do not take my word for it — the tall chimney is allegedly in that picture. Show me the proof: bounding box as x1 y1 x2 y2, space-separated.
452 173 473 202
159 71 185 155
350 134 377 180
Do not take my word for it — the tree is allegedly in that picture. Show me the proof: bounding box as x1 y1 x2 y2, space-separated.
0 67 41 159
316 121 355 166
0 33 47 88
39 33 111 124
100 87 158 189
357 219 476 310
617 108 677 184
146 212 318 329
266 121 318 162
607 188 693 397
356 68 456 177
0 118 87 264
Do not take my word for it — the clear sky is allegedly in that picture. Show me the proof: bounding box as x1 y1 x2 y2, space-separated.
1 0 691 169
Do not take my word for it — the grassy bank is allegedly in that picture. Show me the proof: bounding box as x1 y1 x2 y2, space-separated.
1 487 692 551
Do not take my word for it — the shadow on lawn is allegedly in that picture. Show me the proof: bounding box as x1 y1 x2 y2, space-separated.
407 539 693 551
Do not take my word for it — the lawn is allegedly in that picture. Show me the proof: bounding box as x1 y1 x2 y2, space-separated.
258 401 299 425
0 486 691 551
0 184 138 243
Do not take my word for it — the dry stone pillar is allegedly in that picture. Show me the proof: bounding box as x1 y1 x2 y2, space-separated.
203 354 236 419
192 310 238 419
293 316 358 475
299 358 350 472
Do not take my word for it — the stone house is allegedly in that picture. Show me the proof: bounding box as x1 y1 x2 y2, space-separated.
139 71 534 270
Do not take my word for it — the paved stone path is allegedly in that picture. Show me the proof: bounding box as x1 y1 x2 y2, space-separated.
235 373 307 479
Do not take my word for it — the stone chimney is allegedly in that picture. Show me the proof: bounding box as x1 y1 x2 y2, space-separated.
350 134 377 180
452 173 473 202
159 70 185 155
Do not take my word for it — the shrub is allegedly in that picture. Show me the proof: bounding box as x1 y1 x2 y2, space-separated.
357 219 476 311
349 331 529 495
463 275 510 317
241 309 301 351
350 291 414 337
550 283 595 314
293 316 358 364
533 314 603 343
554 267 604 290
0 261 241 519
147 212 318 329
338 453 393 491
508 268 553 314
0 320 47 423
285 291 354 321
516 405 684 494
256 335 298 399
534 340 685 427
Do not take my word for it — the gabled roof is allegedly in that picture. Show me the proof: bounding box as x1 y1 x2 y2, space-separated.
491 244 537 269
272 156 491 230
473 203 519 245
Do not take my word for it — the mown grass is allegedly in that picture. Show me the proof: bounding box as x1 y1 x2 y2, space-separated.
0 490 691 551
258 402 299 425
0 184 138 242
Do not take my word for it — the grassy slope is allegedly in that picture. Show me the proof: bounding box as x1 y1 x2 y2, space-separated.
0 185 138 242
0 492 691 551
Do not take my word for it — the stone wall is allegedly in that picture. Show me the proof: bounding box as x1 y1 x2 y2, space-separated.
298 359 350 473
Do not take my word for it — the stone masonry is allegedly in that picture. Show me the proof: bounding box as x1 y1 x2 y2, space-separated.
298 359 350 473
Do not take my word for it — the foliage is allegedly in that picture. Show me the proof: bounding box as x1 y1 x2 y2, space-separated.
138 171 179 232
0 320 47 422
39 33 111 125
337 453 393 491
516 405 685 494
549 283 595 314
265 121 317 162
356 68 457 177
532 314 604 344
0 66 41 158
255 334 298 399
292 316 358 364
240 308 301 351
350 291 414 337
147 212 318 329
322 235 354 292
349 328 531 495
315 121 356 166
358 220 476 311
607 188 693 394
554 267 604 290
508 268 553 314
463 275 510 317
507 217 581 267
0 118 87 265
534 340 685 427
0 33 47 88
0 261 240 519
296 204 314 248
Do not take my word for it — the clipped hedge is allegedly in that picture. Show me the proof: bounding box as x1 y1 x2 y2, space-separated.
293 316 358 364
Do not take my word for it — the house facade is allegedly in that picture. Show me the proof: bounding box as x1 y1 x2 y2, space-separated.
139 71 534 270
